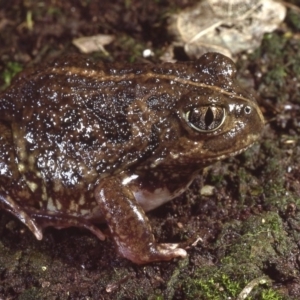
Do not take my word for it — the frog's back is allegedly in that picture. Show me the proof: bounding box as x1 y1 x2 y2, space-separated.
0 55 195 188
0 53 249 187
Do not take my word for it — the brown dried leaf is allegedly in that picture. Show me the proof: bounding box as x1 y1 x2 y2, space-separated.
72 34 115 54
169 0 286 59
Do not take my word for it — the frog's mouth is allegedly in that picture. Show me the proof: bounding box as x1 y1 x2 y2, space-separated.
210 130 262 161
214 142 257 162
223 144 252 159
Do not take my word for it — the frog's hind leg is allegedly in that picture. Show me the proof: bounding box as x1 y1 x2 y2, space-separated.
0 193 43 240
26 211 106 241
95 176 187 264
0 121 43 240
0 119 105 242
0 193 106 241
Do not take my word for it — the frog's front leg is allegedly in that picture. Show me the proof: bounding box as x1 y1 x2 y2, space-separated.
94 176 187 264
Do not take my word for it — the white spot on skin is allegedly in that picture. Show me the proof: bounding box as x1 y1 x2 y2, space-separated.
229 103 235 112
25 132 35 144
69 200 79 212
221 67 233 77
27 181 38 193
78 209 89 216
47 197 56 212
0 163 9 175
79 194 85 205
56 200 62 210
122 174 138 185
150 158 163 168
42 185 47 201
170 152 179 159
18 163 25 173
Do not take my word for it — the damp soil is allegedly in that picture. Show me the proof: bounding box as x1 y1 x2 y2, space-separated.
0 1 300 299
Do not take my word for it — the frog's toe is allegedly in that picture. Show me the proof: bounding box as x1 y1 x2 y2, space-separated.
118 242 187 264
158 243 187 255
156 243 187 258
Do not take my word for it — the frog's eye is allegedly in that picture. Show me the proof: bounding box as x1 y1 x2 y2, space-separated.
184 106 226 132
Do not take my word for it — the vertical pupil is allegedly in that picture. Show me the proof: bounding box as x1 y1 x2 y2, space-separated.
205 107 214 128
185 106 225 132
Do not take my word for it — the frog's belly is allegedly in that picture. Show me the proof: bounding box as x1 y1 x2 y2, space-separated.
133 183 192 212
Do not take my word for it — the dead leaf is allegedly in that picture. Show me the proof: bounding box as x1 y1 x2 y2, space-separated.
72 34 115 54
169 0 286 59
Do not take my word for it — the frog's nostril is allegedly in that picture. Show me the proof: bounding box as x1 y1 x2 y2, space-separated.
244 106 252 114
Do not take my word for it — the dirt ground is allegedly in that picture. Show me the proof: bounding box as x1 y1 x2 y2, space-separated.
0 0 300 299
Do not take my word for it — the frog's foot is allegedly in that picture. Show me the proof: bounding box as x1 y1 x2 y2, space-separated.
0 194 43 240
29 212 106 241
95 176 187 264
118 242 187 265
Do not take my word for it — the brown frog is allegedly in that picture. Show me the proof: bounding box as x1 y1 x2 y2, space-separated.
0 52 264 264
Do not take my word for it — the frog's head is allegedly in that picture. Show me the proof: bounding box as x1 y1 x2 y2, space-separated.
174 53 265 166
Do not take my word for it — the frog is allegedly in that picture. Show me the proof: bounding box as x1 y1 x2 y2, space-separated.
0 52 264 264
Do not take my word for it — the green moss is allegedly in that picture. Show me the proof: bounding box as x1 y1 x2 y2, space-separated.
261 289 283 300
1 61 23 89
148 296 164 300
261 33 287 57
286 9 300 30
258 137 300 212
184 271 284 300
192 274 242 299
249 29 300 105
182 212 292 299
208 173 225 186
